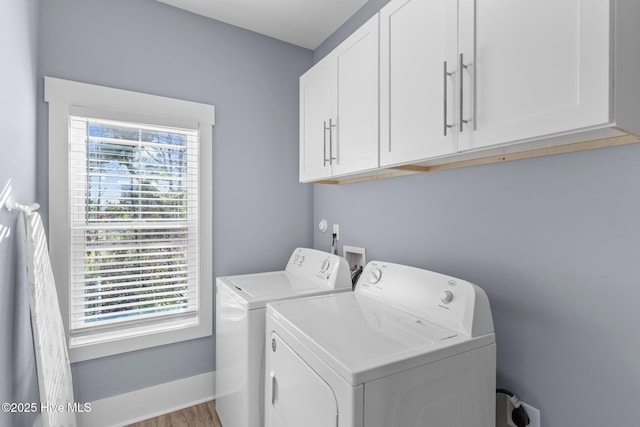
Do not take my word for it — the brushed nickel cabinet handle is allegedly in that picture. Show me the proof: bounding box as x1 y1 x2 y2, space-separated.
459 53 469 132
323 120 330 166
329 118 337 164
443 61 454 136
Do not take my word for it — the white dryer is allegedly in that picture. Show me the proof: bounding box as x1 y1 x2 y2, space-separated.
216 247 351 427
265 261 496 427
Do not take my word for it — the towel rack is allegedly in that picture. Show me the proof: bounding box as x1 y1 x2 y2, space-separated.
4 197 40 215
1 179 39 215
1 180 39 214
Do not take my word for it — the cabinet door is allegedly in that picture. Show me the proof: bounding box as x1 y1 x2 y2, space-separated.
457 0 611 151
300 57 335 182
331 14 380 177
265 332 338 427
380 0 458 167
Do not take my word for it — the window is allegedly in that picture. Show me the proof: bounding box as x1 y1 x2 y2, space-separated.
45 77 214 362
69 117 199 331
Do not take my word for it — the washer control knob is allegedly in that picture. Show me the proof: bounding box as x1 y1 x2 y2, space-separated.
440 290 454 304
369 268 382 284
320 259 331 273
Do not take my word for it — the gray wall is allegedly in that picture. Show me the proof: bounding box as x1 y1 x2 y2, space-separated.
38 0 313 402
0 0 39 425
314 2 640 426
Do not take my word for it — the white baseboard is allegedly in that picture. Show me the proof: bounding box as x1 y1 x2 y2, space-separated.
77 371 215 427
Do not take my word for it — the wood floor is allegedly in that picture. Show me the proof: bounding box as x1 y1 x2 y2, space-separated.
126 400 223 427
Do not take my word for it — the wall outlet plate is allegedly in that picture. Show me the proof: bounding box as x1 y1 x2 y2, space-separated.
520 402 540 427
505 399 540 427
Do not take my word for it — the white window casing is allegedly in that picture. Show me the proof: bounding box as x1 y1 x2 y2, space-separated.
45 77 214 362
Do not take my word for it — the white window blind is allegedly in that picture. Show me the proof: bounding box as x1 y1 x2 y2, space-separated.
68 116 199 334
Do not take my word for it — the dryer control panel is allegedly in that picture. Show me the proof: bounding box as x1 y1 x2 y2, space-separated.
356 261 494 337
285 248 351 290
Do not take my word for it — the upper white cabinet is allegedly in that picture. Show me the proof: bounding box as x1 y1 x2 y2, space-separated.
299 57 334 181
303 0 640 183
457 0 611 152
299 14 379 182
379 0 458 166
379 0 630 168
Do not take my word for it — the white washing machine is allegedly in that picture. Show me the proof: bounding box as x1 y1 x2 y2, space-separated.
265 261 496 427
215 247 351 427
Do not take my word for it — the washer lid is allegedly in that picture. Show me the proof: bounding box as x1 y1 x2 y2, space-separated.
217 271 346 310
267 292 495 386
230 272 317 297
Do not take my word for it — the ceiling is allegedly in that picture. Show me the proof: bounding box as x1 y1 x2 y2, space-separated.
156 0 368 50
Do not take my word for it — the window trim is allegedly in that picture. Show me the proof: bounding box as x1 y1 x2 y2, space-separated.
45 76 214 362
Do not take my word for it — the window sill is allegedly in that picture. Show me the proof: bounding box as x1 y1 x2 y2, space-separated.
69 311 212 362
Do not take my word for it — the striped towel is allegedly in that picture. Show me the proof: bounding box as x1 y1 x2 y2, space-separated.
23 212 76 427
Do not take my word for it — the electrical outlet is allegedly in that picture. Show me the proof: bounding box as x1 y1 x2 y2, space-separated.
333 224 339 240
520 402 540 427
506 400 540 427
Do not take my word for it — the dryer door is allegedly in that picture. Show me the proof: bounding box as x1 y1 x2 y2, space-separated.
266 332 338 427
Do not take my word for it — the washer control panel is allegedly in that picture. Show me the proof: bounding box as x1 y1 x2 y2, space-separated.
285 248 351 290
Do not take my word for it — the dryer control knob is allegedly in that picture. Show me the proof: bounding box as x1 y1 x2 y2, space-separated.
369 268 382 284
320 259 331 273
440 290 454 304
